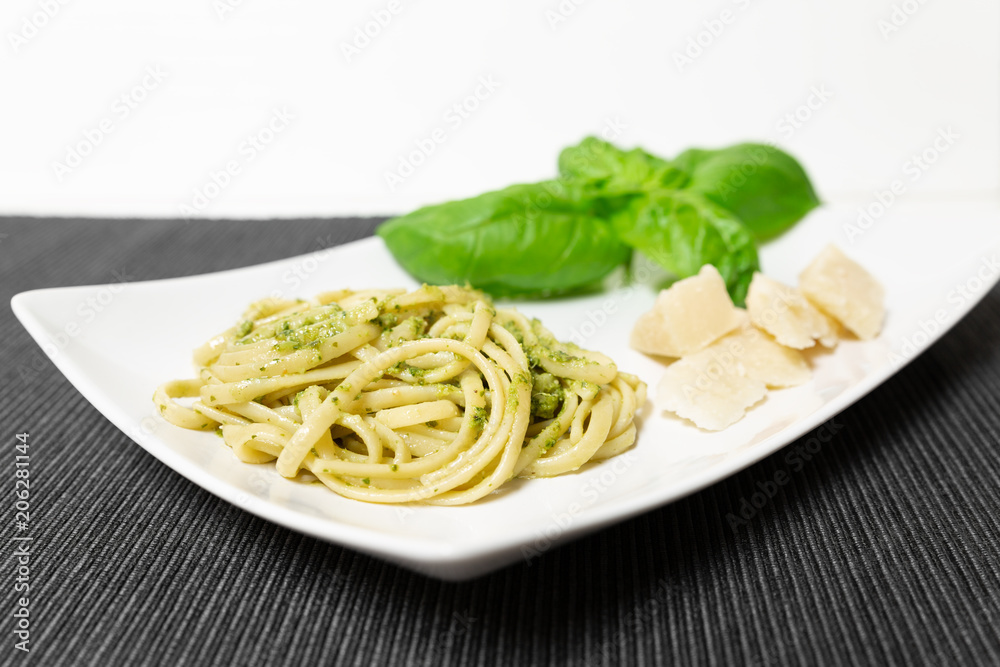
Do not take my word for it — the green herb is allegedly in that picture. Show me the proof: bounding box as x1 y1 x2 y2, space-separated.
672 143 820 240
610 190 759 304
378 137 818 303
390 464 398 472
361 477 370 485
377 181 630 297
557 136 687 196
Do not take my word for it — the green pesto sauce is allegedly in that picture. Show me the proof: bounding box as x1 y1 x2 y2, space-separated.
238 304 348 348
235 320 253 337
529 371 564 420
470 406 488 431
529 320 598 370
497 317 525 345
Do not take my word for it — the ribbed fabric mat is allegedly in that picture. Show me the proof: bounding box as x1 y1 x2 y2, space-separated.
1 218 998 667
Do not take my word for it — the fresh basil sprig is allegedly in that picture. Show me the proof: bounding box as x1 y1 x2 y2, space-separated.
610 190 759 303
377 181 630 297
672 143 820 240
377 137 818 304
557 136 688 196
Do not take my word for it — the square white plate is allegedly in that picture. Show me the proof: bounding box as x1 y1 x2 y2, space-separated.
12 205 1000 579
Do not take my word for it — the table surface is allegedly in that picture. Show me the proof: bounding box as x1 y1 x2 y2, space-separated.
2 218 999 667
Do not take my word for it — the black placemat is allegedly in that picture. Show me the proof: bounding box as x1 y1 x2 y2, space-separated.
1 218 999 667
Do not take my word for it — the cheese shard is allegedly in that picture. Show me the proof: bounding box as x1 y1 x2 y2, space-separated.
656 350 766 431
716 324 811 388
630 264 743 358
746 273 838 349
799 245 885 340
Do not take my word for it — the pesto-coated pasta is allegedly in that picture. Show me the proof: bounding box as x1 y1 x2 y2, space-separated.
155 285 645 505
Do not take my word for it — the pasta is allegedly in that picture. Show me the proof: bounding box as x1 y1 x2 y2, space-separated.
154 285 646 505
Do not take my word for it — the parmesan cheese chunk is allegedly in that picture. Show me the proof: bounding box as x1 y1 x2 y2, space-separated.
717 324 812 388
630 265 743 358
655 347 767 431
746 273 838 349
799 245 885 340
655 321 810 430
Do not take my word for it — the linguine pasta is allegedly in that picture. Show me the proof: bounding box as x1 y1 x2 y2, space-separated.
154 285 645 505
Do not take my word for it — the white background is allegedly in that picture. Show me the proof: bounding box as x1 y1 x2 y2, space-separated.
1 0 997 218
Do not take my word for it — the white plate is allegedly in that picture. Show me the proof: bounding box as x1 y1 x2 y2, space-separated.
12 206 1000 580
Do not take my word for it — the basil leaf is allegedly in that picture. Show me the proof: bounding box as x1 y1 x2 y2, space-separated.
611 190 759 304
377 181 630 297
673 143 819 240
558 136 687 196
